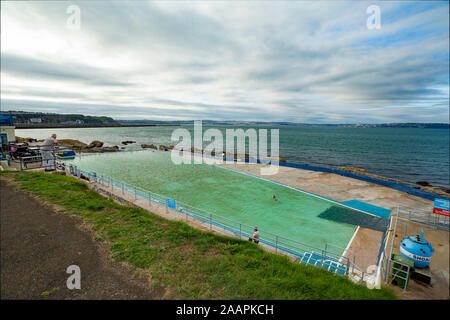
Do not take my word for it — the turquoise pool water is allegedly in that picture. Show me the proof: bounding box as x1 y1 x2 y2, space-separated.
65 150 358 250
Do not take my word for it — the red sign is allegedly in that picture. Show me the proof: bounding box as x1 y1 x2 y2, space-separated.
433 207 450 216
433 199 450 216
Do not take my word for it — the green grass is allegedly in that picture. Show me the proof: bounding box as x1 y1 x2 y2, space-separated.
1 171 397 299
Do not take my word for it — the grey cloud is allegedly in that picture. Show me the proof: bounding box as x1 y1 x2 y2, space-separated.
0 98 264 121
1 1 448 123
79 1 242 57
1 53 132 87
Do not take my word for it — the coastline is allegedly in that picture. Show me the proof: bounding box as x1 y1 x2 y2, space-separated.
13 135 450 198
14 126 450 190
14 123 179 129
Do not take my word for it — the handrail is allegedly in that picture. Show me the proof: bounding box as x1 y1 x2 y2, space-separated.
68 164 366 282
397 205 449 230
96 170 352 257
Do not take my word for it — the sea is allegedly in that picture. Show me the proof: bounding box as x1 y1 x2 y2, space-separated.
15 125 450 189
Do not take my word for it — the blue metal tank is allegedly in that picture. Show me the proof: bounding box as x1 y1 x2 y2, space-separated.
400 229 434 268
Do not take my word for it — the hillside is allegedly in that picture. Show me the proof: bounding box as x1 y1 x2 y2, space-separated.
2 111 118 125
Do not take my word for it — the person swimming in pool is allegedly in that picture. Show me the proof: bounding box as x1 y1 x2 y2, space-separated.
272 195 278 202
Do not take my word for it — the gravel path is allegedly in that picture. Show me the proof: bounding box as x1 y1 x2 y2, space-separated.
0 178 161 299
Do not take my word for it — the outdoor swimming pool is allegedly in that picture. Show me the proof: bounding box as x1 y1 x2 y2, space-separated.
65 150 360 251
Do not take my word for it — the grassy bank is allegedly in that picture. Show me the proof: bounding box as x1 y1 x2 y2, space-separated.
0 171 397 299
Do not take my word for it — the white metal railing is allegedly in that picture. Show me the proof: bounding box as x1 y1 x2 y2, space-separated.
397 205 449 230
11 145 73 171
67 164 367 283
380 208 414 291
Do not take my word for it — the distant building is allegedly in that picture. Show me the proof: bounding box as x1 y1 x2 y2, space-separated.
29 118 42 123
75 119 84 124
0 115 16 142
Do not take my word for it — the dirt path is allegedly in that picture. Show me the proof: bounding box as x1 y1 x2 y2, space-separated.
0 179 161 299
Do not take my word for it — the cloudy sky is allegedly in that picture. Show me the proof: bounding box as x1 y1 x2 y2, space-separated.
1 1 449 123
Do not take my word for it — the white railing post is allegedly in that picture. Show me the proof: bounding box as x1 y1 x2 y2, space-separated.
346 258 350 276
134 186 137 199
210 214 212 231
122 182 124 195
275 236 278 254
148 192 151 206
239 224 242 240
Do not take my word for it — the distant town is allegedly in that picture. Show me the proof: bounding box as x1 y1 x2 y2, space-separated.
1 111 449 129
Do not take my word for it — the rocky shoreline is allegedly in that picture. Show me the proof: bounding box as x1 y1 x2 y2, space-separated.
338 166 450 198
17 137 120 153
14 136 449 198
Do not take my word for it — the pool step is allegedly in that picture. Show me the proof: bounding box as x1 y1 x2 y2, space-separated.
300 252 347 276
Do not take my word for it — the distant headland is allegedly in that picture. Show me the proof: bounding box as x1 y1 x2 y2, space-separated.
2 111 449 129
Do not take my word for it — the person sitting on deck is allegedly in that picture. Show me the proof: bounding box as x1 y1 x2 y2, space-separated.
248 227 260 244
272 195 278 202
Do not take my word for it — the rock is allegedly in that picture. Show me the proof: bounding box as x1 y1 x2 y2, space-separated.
121 140 136 145
58 139 88 149
339 167 450 197
16 136 36 143
419 185 450 197
338 166 389 181
159 145 174 151
338 166 366 173
82 146 119 153
141 144 157 150
101 146 119 152
87 140 104 148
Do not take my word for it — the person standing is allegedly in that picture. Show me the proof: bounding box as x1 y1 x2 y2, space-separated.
41 134 58 171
